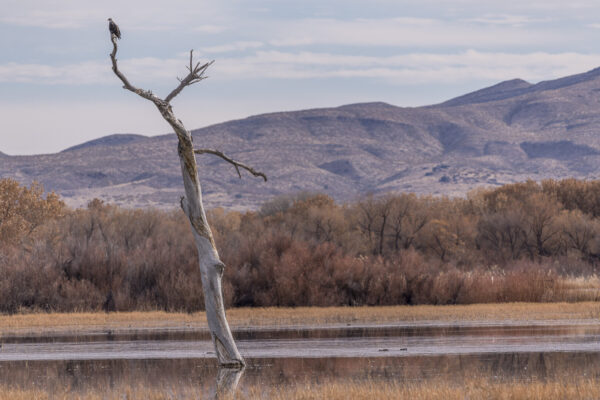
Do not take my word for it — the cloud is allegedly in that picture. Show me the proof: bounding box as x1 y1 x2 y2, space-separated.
0 58 183 85
193 25 228 34
0 0 226 30
407 0 599 10
266 17 564 48
213 50 600 84
3 50 600 86
1 10 98 29
200 41 264 54
463 14 549 27
0 61 110 84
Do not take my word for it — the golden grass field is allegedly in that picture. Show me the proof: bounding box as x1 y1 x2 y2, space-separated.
1 378 600 400
254 379 600 400
0 302 599 336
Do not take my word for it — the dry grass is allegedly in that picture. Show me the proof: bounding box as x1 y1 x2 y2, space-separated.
1 378 600 400
0 302 599 336
559 275 600 302
0 385 204 400
252 379 600 400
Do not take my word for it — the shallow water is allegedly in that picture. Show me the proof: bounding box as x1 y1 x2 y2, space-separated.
2 323 599 360
1 323 599 394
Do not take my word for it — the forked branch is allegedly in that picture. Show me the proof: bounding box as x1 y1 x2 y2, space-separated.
110 38 213 105
195 148 267 181
166 51 214 103
109 37 265 184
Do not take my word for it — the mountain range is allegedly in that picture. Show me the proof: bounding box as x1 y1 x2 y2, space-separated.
2 67 600 210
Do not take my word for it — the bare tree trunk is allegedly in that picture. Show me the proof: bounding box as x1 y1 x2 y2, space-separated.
108 33 265 367
171 115 244 367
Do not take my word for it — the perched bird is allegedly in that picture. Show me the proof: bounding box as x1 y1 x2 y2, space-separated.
108 18 121 39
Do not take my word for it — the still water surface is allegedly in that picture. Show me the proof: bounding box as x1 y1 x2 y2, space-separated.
1 322 599 394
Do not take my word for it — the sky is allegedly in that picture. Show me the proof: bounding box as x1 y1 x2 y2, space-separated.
2 0 600 155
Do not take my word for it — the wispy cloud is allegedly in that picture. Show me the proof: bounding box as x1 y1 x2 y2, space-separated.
193 25 228 34
266 18 564 48
0 61 110 84
0 58 183 85
1 8 101 29
463 14 550 27
0 0 226 30
200 41 264 54
4 50 599 86
213 50 600 84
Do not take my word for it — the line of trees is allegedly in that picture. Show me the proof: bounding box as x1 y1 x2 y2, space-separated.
0 178 599 313
252 179 600 268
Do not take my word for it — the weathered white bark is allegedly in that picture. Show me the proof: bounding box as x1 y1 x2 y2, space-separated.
174 120 244 367
108 33 263 367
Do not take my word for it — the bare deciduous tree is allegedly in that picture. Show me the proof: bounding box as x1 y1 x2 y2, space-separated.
108 29 266 367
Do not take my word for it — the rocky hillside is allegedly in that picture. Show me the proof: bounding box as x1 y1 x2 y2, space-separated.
2 67 600 209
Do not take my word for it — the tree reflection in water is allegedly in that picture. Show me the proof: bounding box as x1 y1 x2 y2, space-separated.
215 366 245 399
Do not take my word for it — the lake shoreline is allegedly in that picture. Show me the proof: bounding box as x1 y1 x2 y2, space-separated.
0 302 598 336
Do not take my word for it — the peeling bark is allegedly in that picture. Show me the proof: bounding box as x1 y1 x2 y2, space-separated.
108 33 264 367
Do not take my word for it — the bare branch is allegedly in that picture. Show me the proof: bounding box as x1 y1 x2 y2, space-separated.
109 36 164 105
165 50 214 103
194 148 267 181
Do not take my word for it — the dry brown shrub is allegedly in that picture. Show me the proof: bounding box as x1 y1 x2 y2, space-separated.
3 180 600 312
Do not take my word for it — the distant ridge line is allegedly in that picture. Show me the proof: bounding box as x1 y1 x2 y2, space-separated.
2 65 600 209
62 134 149 152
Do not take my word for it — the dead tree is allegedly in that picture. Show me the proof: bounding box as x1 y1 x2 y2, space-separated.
108 30 266 367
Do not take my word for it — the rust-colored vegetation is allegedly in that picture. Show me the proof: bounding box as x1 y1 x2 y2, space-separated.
1 178 600 312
